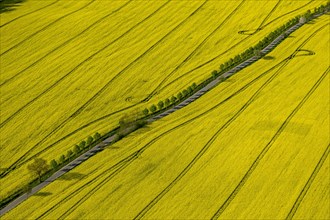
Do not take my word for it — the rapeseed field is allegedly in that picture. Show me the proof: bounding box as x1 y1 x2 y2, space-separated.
1 0 329 219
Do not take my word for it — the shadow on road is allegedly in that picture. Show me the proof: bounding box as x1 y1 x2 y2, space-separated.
59 172 86 181
34 192 52 197
0 0 26 13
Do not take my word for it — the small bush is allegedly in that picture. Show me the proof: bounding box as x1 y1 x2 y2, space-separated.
165 98 171 107
158 101 164 109
150 104 157 113
171 96 177 103
73 144 80 155
142 108 149 116
86 136 93 146
187 86 193 94
79 140 86 149
177 92 183 100
59 155 66 164
66 150 73 160
182 89 189 97
211 70 218 78
94 132 101 141
50 159 58 170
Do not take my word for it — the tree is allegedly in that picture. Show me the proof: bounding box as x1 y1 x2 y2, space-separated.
187 86 193 94
50 159 58 170
177 92 183 100
27 158 49 183
220 64 225 72
150 104 157 113
182 89 189 97
191 82 197 90
86 136 93 146
59 155 66 164
211 70 218 78
73 144 80 155
158 100 164 109
94 132 101 141
165 98 171 107
79 140 86 149
234 55 241 63
171 96 177 103
66 150 73 160
142 108 149 116
229 58 234 66
304 9 312 21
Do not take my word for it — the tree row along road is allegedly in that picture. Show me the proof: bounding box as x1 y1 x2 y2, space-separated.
0 11 325 217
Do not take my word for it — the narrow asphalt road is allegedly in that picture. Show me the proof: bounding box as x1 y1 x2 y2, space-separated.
0 13 323 217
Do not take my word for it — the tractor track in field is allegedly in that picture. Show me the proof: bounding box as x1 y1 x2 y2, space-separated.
239 0 283 35
286 143 330 220
0 0 96 56
0 0 60 28
0 0 206 178
211 46 329 219
144 0 247 101
56 153 139 219
41 57 291 219
35 151 139 219
260 0 314 30
0 0 132 88
158 0 316 93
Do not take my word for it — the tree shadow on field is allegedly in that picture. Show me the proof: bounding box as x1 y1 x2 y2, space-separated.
263 56 275 60
58 172 86 181
34 191 52 197
0 0 26 14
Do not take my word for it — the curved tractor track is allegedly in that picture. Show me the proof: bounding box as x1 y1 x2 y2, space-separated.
144 0 247 101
